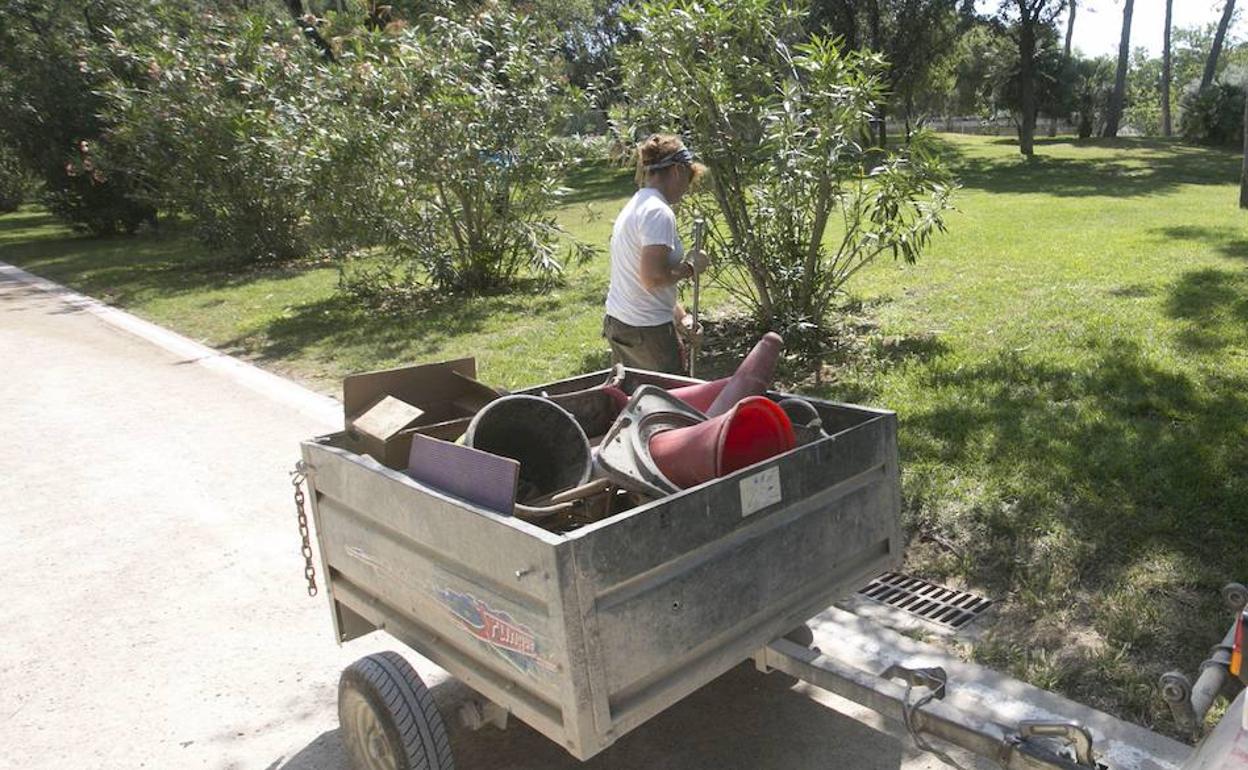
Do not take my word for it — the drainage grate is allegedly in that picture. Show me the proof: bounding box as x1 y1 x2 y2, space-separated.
856 572 993 629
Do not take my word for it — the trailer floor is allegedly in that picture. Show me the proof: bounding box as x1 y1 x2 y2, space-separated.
0 263 1185 770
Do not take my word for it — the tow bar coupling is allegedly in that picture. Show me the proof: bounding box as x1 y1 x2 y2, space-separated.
1006 721 1105 770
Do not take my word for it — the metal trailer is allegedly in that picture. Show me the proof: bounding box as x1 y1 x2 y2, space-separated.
296 367 1246 770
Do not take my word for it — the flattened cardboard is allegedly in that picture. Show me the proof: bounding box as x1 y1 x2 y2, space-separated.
341 358 501 468
344 358 469 414
449 370 502 413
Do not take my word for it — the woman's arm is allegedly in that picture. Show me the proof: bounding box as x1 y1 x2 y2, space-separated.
638 244 693 291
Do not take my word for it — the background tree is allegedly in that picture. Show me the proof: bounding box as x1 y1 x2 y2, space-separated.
808 0 863 46
1103 0 1134 137
1048 0 1075 135
1123 45 1162 134
1202 0 1238 90
805 1 973 144
998 0 1067 157
891 1 978 139
940 22 1014 118
1162 0 1173 136
1072 54 1115 137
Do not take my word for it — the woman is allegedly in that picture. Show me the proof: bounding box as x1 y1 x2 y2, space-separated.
603 134 710 374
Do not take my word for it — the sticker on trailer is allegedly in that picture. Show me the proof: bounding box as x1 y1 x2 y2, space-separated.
740 466 782 517
435 587 557 676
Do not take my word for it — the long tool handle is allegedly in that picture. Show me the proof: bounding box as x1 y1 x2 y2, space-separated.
689 217 705 378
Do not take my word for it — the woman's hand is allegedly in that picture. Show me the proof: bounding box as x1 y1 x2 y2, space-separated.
678 312 704 343
687 248 710 276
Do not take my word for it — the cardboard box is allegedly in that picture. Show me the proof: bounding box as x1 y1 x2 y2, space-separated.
342 358 499 468
347 395 427 468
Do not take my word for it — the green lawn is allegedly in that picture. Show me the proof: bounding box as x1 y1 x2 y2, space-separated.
3 133 1246 736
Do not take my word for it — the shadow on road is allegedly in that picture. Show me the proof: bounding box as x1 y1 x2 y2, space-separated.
279 663 909 770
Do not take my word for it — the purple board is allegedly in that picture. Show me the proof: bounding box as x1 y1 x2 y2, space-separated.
405 432 519 515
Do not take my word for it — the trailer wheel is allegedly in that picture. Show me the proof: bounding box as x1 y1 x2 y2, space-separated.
784 623 815 649
338 651 455 770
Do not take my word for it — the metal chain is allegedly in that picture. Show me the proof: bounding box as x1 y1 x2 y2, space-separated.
292 461 318 597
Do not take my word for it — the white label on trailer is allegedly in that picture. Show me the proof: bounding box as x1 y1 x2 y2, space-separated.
740 466 782 517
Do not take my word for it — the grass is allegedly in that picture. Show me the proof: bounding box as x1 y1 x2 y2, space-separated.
3 134 1246 737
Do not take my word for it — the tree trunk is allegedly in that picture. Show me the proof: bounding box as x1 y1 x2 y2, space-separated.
836 0 859 50
1104 0 1133 138
1202 0 1236 91
867 0 881 50
1050 0 1076 138
1019 17 1036 156
1162 0 1173 136
868 0 885 147
286 0 335 62
1063 0 1076 59
1240 84 1248 208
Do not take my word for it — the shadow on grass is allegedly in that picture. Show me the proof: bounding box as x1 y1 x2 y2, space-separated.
559 161 634 206
1152 223 1248 352
1154 224 1248 260
228 291 559 363
933 136 1239 198
1164 268 1248 353
0 214 319 307
0 207 60 237
902 337 1244 718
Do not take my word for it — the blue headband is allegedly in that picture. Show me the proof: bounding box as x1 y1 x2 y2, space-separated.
644 147 695 171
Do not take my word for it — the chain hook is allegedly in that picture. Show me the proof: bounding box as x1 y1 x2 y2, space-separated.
291 460 318 597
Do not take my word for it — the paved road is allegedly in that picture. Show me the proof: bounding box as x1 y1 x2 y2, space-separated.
0 270 995 770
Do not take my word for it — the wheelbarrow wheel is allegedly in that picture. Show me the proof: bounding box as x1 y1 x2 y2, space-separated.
338 651 454 770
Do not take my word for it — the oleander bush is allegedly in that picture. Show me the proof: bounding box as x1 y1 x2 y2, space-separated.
0 0 158 234
619 0 955 361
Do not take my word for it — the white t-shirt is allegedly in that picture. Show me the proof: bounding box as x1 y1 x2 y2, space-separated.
606 187 684 327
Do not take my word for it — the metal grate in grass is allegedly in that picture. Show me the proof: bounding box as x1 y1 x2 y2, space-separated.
856 572 992 630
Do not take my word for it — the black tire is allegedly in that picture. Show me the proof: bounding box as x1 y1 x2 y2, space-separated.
783 623 815 649
338 651 455 770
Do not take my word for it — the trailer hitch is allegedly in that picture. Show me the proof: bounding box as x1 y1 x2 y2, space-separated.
1005 721 1105 770
759 641 1112 770
881 665 1104 770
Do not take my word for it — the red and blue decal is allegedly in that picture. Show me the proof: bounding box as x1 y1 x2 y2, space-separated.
435 587 556 676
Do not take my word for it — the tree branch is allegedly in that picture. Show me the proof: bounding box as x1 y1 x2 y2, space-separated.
285 0 335 63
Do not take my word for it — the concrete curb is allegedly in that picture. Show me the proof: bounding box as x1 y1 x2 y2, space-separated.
0 260 341 430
